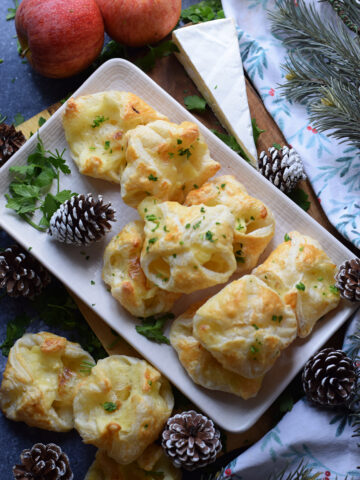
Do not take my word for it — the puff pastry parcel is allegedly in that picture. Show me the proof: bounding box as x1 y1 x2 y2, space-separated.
102 221 180 317
0 332 94 432
170 302 263 398
253 230 340 337
85 447 181 480
193 275 297 379
121 120 220 207
73 355 174 464
62 91 167 183
185 175 275 272
138 197 237 294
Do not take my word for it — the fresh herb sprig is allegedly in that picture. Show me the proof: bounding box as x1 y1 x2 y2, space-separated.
181 0 224 24
136 40 179 72
5 136 75 231
135 313 174 344
184 95 207 112
211 129 252 164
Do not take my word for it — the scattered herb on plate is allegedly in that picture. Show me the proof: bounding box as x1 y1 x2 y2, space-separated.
252 118 265 145
13 113 24 126
6 0 19 21
5 136 75 231
211 129 252 164
38 116 46 127
181 0 224 24
135 313 174 344
184 95 207 112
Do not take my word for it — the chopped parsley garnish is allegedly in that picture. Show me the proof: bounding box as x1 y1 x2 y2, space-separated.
200 207 206 213
252 324 259 330
149 237 157 245
317 277 323 281
104 140 110 150
89 146 96 150
91 115 108 128
146 214 157 222
179 148 192 159
250 216 255 220
151 223 160 232
168 152 175 158
173 254 177 258
148 173 158 181
91 280 95 285
135 313 174 344
103 402 117 412
299 246 304 251
284 233 291 242
271 315 283 323
205 231 215 242
193 221 201 230
329 285 339 294
164 225 169 232
221 183 226 189
193 184 199 189
296 282 306 291
179 241 184 245
236 222 244 231
250 345 259 354
80 360 96 374
177 139 182 144
185 223 191 229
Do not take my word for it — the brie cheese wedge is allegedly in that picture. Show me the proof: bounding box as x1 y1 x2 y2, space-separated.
172 18 257 167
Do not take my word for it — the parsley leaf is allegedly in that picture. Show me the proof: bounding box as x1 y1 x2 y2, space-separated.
136 40 179 72
91 115 108 128
0 314 32 356
288 188 311 212
284 233 291 242
14 113 25 126
252 118 265 145
135 313 174 344
184 95 207 112
103 401 117 412
5 136 73 232
181 0 224 23
205 230 215 242
148 173 158 181
272 143 282 150
6 0 19 21
92 40 127 69
38 116 46 127
296 282 306 291
211 129 252 164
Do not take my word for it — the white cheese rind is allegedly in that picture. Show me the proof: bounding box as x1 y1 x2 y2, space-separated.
172 18 258 167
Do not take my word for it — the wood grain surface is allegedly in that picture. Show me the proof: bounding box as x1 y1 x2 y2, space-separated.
17 53 359 453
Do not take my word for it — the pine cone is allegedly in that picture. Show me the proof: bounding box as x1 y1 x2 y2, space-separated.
335 258 360 303
0 245 51 299
48 193 116 246
302 347 357 407
13 443 73 480
161 410 222 470
258 145 306 194
0 123 26 167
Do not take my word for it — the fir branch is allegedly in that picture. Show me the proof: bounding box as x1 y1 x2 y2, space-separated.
269 0 360 150
322 0 360 36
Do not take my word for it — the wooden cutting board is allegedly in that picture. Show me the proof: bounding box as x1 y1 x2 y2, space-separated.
17 53 359 453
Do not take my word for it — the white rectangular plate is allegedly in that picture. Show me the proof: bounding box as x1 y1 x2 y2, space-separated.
0 59 357 432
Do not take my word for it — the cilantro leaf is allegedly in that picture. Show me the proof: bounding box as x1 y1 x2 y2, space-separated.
0 314 32 356
288 188 311 212
14 113 25 126
135 313 174 344
211 129 252 164
38 116 46 127
181 0 224 23
136 40 179 72
184 95 207 112
252 118 265 145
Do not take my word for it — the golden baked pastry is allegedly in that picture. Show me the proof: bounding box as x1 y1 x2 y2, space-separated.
138 197 237 294
73 355 174 465
193 275 297 379
253 230 340 338
62 91 168 183
0 332 94 432
185 175 275 273
121 120 220 207
102 221 180 317
85 448 181 480
170 302 263 398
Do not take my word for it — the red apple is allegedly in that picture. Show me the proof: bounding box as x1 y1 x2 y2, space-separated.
15 0 105 79
95 0 181 47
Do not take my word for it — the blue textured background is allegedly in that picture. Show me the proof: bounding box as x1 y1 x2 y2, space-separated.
0 0 195 478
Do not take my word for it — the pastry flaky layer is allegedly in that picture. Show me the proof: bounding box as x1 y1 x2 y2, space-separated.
121 120 220 208
193 275 298 379
85 446 181 480
102 220 180 317
73 355 174 465
138 197 237 294
170 301 263 398
253 230 340 338
185 175 275 273
0 332 94 432
62 91 168 183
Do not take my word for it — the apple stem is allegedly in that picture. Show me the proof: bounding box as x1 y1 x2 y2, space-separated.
20 47 29 58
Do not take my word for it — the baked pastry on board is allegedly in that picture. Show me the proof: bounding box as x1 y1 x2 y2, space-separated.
102 220 180 317
62 91 167 183
121 120 220 207
73 355 174 464
0 332 94 432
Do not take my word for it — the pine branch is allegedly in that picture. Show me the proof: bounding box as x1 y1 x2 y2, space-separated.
269 0 360 150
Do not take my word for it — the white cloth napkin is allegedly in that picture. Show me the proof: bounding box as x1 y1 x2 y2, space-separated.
222 0 360 250
217 309 360 479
